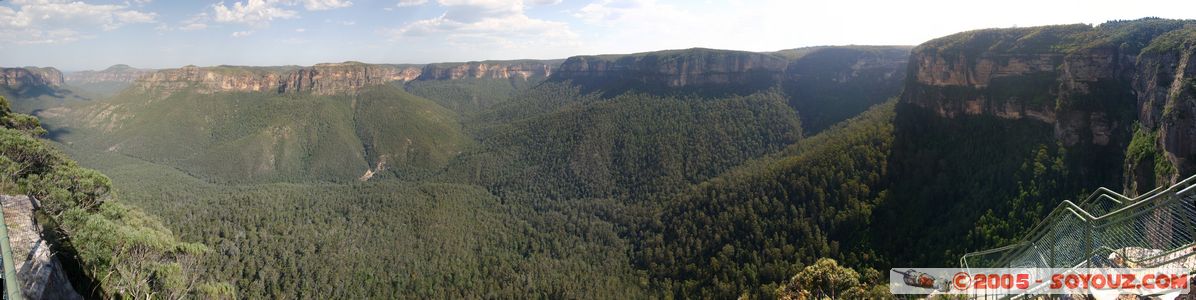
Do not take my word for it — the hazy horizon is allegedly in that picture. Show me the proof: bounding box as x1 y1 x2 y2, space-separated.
3 0 1195 71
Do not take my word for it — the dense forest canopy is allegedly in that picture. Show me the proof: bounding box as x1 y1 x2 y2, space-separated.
1 96 232 298
4 18 1193 298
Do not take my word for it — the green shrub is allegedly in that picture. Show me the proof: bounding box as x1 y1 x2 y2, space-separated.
0 96 226 298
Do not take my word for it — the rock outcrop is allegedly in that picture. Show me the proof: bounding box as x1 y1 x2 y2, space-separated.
780 46 909 84
550 48 789 94
280 62 422 95
1 67 64 94
779 46 911 132
417 60 557 81
1 195 83 300
898 18 1196 188
133 65 293 96
1135 28 1196 180
545 46 910 132
63 64 155 84
133 60 558 96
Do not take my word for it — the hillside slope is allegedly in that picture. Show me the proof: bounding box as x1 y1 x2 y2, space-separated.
59 145 647 299
0 96 230 298
549 46 910 133
636 101 895 298
45 83 469 183
445 82 803 201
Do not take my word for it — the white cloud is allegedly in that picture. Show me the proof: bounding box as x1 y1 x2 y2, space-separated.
175 13 211 31
568 0 1196 55
396 0 428 7
0 0 156 44
180 22 209 31
231 30 254 37
572 0 800 53
576 0 689 27
212 0 298 27
389 0 578 50
303 0 353 10
295 28 307 32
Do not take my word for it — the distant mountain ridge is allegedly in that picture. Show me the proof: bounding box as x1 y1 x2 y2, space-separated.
540 46 911 132
9 46 908 105
551 48 790 95
64 64 156 85
131 60 561 96
417 60 562 80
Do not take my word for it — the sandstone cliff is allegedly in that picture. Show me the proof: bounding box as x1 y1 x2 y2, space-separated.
133 65 295 96
1134 28 1196 181
417 60 558 81
280 62 422 95
64 64 155 84
133 60 558 96
550 48 789 95
778 46 910 132
546 46 910 132
779 46 909 84
0 67 64 95
898 18 1196 190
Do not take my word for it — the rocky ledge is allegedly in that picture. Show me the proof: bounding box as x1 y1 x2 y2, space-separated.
1 195 82 300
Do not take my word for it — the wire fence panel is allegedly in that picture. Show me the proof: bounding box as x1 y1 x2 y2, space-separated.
959 175 1196 299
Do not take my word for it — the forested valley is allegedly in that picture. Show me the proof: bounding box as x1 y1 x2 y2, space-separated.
5 19 1194 298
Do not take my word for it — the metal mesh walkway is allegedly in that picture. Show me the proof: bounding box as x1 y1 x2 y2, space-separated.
959 174 1196 298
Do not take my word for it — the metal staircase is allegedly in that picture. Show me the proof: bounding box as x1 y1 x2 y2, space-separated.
960 174 1196 297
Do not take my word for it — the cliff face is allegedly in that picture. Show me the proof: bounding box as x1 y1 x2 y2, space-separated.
280 62 422 95
1135 29 1196 179
550 48 789 95
547 46 910 132
133 65 292 96
780 46 911 132
782 46 909 83
64 65 155 84
902 24 1156 145
133 60 556 96
417 61 557 81
898 19 1196 189
0 67 64 93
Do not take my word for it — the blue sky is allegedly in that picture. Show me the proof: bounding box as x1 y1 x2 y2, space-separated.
1 0 1194 71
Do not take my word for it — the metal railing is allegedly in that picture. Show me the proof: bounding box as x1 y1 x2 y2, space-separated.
959 174 1196 298
0 197 23 300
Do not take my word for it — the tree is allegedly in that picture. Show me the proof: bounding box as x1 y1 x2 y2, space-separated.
775 258 895 300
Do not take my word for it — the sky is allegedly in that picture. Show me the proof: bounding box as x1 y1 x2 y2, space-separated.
1 0 1194 71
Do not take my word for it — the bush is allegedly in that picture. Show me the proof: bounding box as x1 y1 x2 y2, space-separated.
0 96 226 298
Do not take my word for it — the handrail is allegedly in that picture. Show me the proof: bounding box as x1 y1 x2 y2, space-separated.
967 180 1186 269
952 174 1196 298
0 198 24 300
963 174 1196 268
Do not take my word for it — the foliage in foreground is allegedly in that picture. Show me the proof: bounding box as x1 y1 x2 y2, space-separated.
775 258 892 300
0 96 230 299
